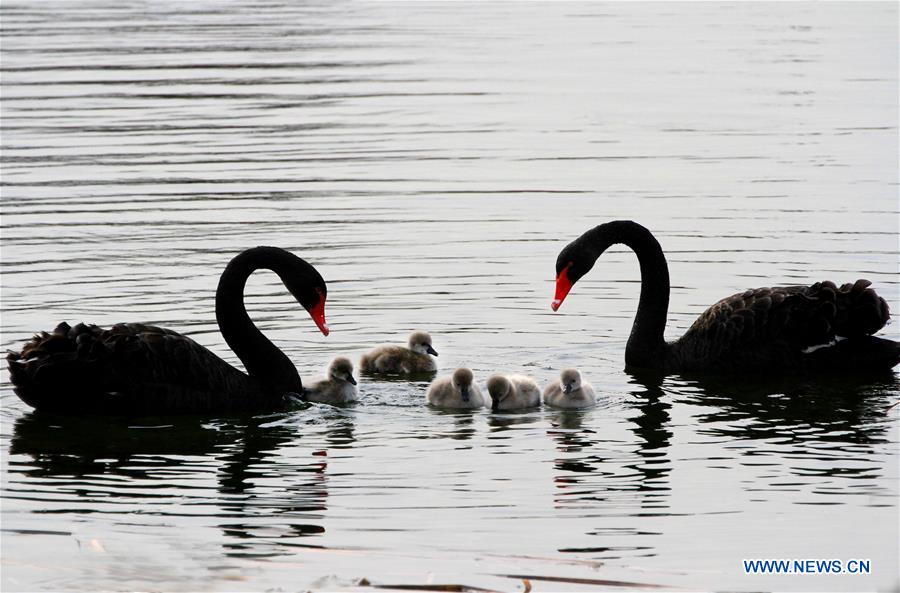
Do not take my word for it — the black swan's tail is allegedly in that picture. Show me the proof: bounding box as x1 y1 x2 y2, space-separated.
793 280 897 371
6 322 111 412
822 279 891 338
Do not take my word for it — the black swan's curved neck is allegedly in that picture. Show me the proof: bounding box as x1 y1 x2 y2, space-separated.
216 247 313 395
579 221 670 368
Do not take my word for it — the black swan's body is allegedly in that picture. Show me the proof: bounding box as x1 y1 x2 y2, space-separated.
552 221 900 374
6 247 330 415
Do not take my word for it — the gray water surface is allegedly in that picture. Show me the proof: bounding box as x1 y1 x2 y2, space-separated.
1 2 898 591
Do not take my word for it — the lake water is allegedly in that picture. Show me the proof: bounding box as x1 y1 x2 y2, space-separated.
1 2 898 591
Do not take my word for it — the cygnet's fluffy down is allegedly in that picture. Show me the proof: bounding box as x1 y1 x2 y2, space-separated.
426 367 484 409
542 368 596 409
304 357 359 405
486 374 541 411
360 331 438 374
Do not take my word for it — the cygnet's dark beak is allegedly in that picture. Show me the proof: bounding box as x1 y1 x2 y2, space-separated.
563 383 573 395
461 385 470 402
347 375 357 386
426 344 438 356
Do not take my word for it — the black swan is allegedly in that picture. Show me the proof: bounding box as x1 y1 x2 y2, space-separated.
551 220 900 373
6 246 330 415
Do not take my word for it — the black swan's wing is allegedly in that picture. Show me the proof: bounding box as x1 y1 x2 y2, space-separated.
6 322 261 414
674 279 894 369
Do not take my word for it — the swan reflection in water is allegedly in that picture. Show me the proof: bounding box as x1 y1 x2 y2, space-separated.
7 372 894 566
625 375 673 509
8 410 355 560
425 408 479 442
546 385 673 507
628 370 897 488
642 372 898 446
542 402 670 561
544 371 896 559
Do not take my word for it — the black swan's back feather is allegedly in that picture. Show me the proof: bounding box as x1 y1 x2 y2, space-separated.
672 279 895 371
7 322 273 415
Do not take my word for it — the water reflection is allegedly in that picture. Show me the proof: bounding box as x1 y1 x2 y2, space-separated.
627 371 897 501
486 412 541 432
10 412 234 478
424 409 478 442
322 416 357 449
625 375 673 506
6 411 353 559
671 372 897 446
546 411 608 504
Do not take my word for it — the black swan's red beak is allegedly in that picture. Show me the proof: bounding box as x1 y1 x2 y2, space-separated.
552 264 574 311
309 295 329 336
